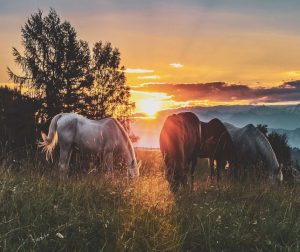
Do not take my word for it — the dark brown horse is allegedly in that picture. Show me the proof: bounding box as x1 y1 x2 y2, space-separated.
199 118 235 181
160 112 201 192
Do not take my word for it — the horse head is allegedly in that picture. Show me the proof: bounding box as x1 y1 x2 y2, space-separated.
270 163 283 185
276 164 284 183
127 159 141 178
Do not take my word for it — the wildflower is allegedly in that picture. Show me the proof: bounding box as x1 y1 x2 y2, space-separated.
56 232 64 239
12 186 16 193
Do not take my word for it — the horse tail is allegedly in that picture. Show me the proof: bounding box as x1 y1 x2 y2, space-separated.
38 113 63 161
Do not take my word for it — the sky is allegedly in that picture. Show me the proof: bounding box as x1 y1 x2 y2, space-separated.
1 0 300 115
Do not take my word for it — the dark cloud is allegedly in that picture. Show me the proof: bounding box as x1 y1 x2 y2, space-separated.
133 81 300 103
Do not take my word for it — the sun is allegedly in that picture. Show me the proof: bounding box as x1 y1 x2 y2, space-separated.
137 98 162 117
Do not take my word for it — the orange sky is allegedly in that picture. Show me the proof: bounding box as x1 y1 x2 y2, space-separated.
1 1 300 115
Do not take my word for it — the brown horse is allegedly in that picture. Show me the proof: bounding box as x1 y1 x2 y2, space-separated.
160 112 201 192
199 118 235 181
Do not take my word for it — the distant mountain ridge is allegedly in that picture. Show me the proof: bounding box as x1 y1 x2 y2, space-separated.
158 104 300 129
132 104 300 148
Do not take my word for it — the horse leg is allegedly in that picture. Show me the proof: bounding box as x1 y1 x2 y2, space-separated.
233 163 238 180
209 158 214 180
173 161 183 193
182 174 187 188
104 150 114 176
190 158 197 192
58 143 72 177
180 161 188 191
216 159 222 182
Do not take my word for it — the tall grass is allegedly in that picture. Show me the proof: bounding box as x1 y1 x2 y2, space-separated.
1 148 300 251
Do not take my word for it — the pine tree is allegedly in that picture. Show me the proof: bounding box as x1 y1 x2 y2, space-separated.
84 41 134 122
7 8 92 120
8 8 135 136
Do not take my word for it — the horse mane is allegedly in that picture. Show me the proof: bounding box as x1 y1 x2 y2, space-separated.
112 118 136 162
251 125 279 169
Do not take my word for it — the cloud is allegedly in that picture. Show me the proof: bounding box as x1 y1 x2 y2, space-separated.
170 63 183 68
132 81 300 104
124 68 154 74
137 75 160 80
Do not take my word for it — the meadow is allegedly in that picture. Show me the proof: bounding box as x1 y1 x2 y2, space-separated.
1 148 300 252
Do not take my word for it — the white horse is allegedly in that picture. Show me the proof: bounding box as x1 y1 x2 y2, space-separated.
223 122 283 183
39 113 140 177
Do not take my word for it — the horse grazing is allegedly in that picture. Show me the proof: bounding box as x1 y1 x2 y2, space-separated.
159 112 201 192
39 113 140 178
223 122 283 183
199 118 235 181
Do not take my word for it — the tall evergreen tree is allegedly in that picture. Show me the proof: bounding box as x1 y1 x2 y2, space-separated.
268 132 291 165
8 8 135 138
256 124 268 136
7 8 92 120
85 41 134 122
257 124 291 165
0 87 40 148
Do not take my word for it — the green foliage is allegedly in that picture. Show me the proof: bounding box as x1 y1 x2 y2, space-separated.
1 150 300 251
268 132 291 165
85 41 134 121
256 124 268 136
257 124 291 165
7 8 92 119
0 87 40 148
7 8 133 124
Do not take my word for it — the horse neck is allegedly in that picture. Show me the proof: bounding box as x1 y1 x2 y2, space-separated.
114 120 136 165
122 140 136 165
256 133 279 172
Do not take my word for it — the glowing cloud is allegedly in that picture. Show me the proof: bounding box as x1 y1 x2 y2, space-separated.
169 63 183 68
137 75 160 80
124 68 154 73
133 81 300 105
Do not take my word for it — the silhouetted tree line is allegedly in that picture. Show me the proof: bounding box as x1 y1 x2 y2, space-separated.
256 124 297 182
1 8 134 149
0 87 40 148
256 124 291 166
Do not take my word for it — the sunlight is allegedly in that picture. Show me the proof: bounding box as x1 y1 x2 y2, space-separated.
137 98 162 117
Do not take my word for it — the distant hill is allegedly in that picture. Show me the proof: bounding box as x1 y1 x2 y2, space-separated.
132 104 300 148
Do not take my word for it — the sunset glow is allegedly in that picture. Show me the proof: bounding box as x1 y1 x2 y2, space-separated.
136 98 162 117
1 1 300 112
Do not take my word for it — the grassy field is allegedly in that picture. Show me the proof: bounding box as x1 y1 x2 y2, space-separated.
1 149 300 251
